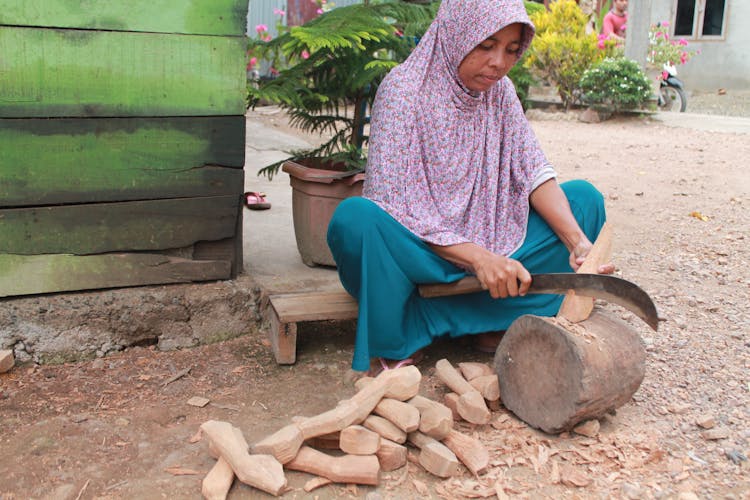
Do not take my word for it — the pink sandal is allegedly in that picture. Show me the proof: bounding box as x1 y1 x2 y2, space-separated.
368 349 425 377
244 191 271 210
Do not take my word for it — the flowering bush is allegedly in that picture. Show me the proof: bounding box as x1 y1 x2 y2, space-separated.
579 57 652 112
647 22 699 68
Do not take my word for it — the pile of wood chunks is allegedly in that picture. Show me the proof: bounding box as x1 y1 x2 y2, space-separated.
198 359 502 498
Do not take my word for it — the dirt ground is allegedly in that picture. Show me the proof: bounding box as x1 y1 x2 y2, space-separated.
1 107 749 500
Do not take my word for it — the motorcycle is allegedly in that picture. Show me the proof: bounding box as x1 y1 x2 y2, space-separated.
657 63 688 112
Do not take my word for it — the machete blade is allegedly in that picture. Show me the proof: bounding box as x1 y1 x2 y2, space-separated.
418 273 661 331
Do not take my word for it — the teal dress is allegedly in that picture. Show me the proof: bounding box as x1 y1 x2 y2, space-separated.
327 180 606 372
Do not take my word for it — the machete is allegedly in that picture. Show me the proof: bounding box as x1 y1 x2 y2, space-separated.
418 273 660 331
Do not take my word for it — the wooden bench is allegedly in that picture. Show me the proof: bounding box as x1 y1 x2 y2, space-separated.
267 289 358 364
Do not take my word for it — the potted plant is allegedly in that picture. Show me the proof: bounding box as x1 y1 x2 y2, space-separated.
247 0 438 266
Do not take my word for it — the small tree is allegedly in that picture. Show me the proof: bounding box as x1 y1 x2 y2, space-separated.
525 0 603 109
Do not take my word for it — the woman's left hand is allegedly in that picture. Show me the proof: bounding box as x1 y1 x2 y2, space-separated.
569 238 616 274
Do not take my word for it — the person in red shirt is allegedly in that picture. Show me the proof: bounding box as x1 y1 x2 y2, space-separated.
602 0 628 42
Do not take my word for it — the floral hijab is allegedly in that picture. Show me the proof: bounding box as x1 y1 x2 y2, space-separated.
363 0 554 257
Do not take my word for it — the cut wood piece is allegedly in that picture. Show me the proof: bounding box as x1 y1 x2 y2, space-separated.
443 393 461 421
350 366 422 401
303 476 333 492
435 359 491 425
458 362 494 381
373 398 420 433
469 374 501 402
251 424 304 464
407 431 460 478
435 359 476 395
494 310 646 434
557 222 613 323
354 376 374 391
200 420 286 497
442 430 489 476
407 395 453 440
0 350 14 373
297 365 421 439
285 446 380 486
340 425 380 455
362 415 407 444
201 457 234 500
305 431 340 451
257 366 420 462
375 438 407 472
457 392 492 425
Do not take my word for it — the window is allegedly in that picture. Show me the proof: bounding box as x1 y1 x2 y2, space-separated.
674 0 727 38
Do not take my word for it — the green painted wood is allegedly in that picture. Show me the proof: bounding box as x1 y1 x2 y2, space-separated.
0 27 247 118
0 116 245 207
0 253 231 297
0 196 240 255
0 0 248 36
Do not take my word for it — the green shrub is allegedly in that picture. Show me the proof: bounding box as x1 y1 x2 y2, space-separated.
525 0 603 109
579 57 652 112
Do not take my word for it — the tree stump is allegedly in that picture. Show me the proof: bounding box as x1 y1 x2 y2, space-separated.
493 309 645 434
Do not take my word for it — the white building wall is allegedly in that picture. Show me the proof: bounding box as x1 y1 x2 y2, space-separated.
651 0 750 90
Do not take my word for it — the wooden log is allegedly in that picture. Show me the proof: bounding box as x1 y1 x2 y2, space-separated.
199 420 287 497
373 398 420 433
201 457 234 500
557 222 613 323
407 431 460 478
251 424 304 465
493 310 646 434
375 438 407 472
362 415 407 444
339 425 380 455
435 359 491 425
354 376 374 391
458 362 494 381
285 446 380 486
443 393 461 421
0 350 14 373
407 395 453 440
469 375 501 402
442 430 489 476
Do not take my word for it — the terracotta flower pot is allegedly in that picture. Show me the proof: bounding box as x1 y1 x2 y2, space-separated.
281 159 365 267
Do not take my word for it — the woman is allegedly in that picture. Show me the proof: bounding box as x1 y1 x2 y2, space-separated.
327 0 612 373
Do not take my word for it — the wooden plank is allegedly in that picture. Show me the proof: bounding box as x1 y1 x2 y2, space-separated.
0 0 249 36
194 196 244 278
0 196 239 255
0 27 247 118
0 253 231 297
0 116 244 207
269 291 358 323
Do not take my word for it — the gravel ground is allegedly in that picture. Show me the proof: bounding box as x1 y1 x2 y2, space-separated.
687 89 750 118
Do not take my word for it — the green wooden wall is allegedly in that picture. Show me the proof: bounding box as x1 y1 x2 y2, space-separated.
0 0 249 297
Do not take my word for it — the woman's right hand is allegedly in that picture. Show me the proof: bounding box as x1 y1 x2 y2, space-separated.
473 252 532 299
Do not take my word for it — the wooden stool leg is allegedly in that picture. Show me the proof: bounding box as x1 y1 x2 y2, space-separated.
269 310 297 364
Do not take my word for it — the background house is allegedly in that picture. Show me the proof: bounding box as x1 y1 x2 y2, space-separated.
650 0 748 90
